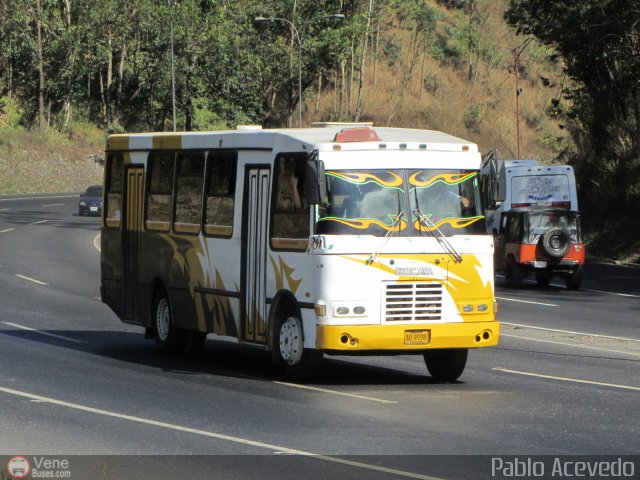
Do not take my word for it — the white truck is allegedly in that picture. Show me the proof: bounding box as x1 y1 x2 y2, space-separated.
480 149 585 289
480 149 578 235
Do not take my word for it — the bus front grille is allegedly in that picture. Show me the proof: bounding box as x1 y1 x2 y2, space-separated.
384 283 443 322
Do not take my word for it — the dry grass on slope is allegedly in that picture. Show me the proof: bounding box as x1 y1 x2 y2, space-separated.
307 0 572 163
0 128 104 195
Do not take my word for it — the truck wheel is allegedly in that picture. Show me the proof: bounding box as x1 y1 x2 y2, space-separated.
542 227 571 258
276 315 322 381
505 256 524 287
564 265 584 290
423 349 468 382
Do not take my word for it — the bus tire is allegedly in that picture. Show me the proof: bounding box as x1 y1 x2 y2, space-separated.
152 290 186 355
276 315 322 381
423 348 468 382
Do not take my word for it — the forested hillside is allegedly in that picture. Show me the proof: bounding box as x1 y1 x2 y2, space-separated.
0 0 568 157
1 0 639 259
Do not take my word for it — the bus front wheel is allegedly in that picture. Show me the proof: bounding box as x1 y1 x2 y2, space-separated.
276 315 322 380
423 348 468 382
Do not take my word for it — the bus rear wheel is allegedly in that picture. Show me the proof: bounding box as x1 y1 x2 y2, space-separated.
423 348 468 382
276 315 322 381
152 291 187 355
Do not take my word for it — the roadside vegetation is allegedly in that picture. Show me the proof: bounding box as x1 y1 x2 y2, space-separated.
0 0 638 261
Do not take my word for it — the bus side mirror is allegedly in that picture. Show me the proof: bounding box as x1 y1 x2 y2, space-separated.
305 157 326 205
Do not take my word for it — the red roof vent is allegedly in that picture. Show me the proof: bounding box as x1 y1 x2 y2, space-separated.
333 127 380 143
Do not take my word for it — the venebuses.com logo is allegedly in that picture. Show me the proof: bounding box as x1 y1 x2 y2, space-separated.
5 456 72 479
6 456 30 479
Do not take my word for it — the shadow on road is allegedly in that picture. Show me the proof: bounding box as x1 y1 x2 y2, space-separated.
0 328 444 387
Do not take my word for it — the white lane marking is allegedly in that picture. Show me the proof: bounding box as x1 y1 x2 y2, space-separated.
497 274 640 298
494 367 640 392
15 274 48 286
502 322 640 343
496 296 558 307
94 234 101 252
0 385 440 480
580 288 640 299
501 333 640 357
0 195 78 202
274 381 398 404
1 321 84 344
0 208 10 211
42 203 65 207
0 228 14 233
31 220 48 225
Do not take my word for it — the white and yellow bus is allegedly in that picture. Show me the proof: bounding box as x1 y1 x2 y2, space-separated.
100 124 499 381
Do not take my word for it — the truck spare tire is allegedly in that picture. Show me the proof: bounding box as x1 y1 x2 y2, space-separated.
541 227 571 258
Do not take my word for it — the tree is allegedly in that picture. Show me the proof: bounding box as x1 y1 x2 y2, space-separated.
506 0 640 250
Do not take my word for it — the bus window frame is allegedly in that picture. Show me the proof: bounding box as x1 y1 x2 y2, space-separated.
270 152 311 252
203 150 238 239
173 151 206 236
145 151 176 233
104 152 124 229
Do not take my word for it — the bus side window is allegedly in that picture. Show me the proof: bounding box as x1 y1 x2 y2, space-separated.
174 152 205 233
105 153 123 227
146 152 175 231
271 156 309 248
204 152 237 237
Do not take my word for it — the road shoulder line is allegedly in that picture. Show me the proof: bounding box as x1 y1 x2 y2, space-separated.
0 384 439 480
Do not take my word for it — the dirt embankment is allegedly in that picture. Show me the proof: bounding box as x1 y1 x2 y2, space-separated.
0 131 104 194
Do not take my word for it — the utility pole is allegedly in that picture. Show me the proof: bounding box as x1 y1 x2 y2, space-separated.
513 38 532 159
169 0 177 131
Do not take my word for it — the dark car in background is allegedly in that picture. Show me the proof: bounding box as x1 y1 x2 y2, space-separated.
78 185 103 216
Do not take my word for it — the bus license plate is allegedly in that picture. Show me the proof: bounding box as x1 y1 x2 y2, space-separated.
404 329 430 345
90 206 98 211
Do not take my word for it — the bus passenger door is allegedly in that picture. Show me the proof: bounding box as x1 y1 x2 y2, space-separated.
124 167 144 322
241 167 270 343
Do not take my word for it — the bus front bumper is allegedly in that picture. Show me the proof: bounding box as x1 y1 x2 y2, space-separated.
316 321 499 351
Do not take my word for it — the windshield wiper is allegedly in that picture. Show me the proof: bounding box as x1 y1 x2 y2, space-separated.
413 209 463 263
366 211 404 265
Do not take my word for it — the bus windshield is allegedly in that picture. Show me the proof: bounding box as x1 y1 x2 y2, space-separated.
315 169 485 236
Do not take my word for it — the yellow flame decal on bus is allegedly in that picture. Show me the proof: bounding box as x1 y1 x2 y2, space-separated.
327 171 403 187
408 172 477 188
323 217 408 231
161 234 238 335
414 216 484 231
270 255 303 294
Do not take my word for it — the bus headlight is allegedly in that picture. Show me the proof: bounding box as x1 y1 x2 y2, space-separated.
332 302 369 318
457 300 492 315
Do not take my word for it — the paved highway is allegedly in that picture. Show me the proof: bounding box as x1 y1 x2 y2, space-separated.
1 194 638 479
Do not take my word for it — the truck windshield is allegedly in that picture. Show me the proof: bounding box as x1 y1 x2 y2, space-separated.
315 169 485 237
527 210 582 243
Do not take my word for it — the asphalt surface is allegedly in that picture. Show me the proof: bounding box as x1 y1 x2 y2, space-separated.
0 194 638 479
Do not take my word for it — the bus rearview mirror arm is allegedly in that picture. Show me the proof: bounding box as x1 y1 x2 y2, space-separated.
305 151 327 205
